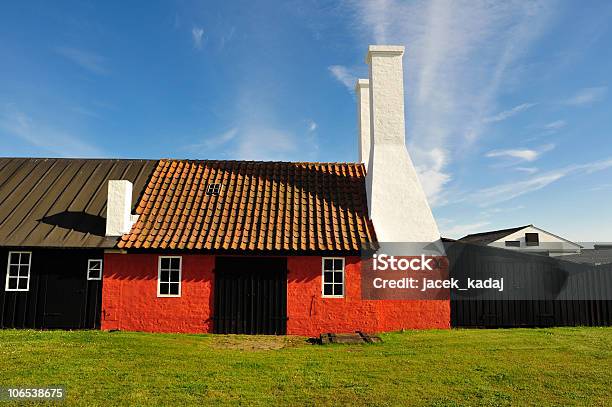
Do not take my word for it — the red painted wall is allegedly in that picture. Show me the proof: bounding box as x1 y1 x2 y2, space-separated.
102 254 450 335
102 253 215 333
286 256 450 335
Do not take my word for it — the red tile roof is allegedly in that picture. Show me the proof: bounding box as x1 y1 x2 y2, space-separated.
118 159 377 252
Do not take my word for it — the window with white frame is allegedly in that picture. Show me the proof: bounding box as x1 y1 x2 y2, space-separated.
87 259 103 280
5 252 31 292
322 257 344 297
158 256 181 297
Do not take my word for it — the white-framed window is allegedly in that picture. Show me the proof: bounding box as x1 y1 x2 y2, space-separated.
158 256 182 297
322 257 344 298
87 259 103 280
5 251 32 292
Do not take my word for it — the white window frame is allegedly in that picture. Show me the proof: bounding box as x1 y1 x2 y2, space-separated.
157 256 182 298
5 251 32 292
87 259 103 281
321 257 345 298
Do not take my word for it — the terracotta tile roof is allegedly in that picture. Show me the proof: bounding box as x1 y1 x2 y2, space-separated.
118 159 377 252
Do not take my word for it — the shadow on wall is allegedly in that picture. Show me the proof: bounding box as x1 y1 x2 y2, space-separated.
40 211 106 237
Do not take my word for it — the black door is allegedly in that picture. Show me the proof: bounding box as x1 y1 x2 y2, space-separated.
214 257 287 335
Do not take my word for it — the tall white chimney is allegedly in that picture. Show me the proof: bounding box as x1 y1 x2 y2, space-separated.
356 79 371 167
105 180 138 236
365 45 441 244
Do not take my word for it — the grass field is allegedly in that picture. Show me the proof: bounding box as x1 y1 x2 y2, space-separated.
0 328 610 406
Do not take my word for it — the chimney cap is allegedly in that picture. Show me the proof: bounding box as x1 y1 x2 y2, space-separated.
366 45 405 63
355 78 369 90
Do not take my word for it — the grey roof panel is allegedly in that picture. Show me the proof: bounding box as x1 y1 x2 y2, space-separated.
0 158 157 248
458 225 531 246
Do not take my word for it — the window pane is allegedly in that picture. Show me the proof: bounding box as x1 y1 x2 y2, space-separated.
20 253 30 264
169 283 180 295
170 258 180 271
334 272 343 284
323 259 333 270
170 269 180 283
334 259 343 271
159 283 169 295
19 266 29 277
88 270 101 280
323 284 333 296
160 269 170 282
323 271 333 283
8 278 17 290
89 260 101 271
9 265 19 277
160 257 170 270
18 278 28 290
333 284 343 296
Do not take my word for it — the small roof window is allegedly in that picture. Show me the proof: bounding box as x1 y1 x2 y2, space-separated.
206 183 222 196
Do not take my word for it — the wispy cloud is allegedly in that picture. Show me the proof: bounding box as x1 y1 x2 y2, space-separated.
543 119 566 131
192 27 205 49
306 119 318 132
328 65 357 92
483 103 536 123
345 0 558 205
563 86 607 106
54 46 109 75
186 127 239 153
476 157 612 205
515 166 538 174
233 127 299 161
0 104 103 157
486 144 554 163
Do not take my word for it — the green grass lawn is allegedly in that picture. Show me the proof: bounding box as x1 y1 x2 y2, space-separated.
0 328 610 406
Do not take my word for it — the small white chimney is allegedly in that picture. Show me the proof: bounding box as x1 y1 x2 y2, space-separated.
105 180 138 236
355 79 371 167
364 45 441 244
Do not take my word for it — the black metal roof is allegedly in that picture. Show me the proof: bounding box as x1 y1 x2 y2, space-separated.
559 249 612 265
458 225 531 245
0 158 157 248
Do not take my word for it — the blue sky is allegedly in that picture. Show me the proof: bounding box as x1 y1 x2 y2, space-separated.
1 1 611 241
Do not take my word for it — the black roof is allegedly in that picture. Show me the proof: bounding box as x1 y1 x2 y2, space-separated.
0 158 157 248
459 225 532 245
559 249 612 265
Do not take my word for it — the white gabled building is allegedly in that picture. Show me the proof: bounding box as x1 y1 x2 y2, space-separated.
459 225 582 257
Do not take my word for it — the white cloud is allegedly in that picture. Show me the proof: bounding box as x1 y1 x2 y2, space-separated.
54 46 109 75
233 128 299 161
486 143 554 162
306 119 318 132
0 105 103 157
192 27 205 49
482 103 535 123
186 127 239 153
515 166 538 174
543 120 566 130
563 86 607 106
346 0 558 204
328 65 357 92
475 157 612 205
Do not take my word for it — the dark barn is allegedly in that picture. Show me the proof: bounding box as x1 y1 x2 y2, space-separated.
0 158 156 329
448 242 612 328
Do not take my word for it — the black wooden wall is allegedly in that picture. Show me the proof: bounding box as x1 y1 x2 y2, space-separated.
0 248 103 329
447 243 612 328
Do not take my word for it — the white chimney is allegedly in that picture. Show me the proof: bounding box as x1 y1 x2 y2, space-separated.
364 45 441 244
356 79 371 167
105 180 138 236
